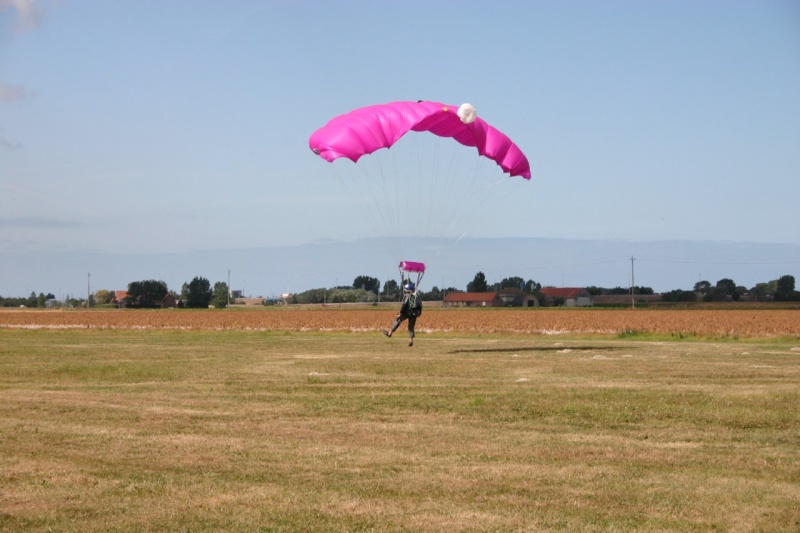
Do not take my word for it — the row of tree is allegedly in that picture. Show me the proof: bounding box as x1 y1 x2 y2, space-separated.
121 278 231 308
464 273 542 293
659 275 800 303
0 277 231 309
289 272 799 305
3 273 798 308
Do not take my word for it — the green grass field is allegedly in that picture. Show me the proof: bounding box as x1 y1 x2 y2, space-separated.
1 329 799 531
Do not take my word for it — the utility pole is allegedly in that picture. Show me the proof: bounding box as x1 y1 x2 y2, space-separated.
227 269 231 309
87 272 91 308
630 256 636 309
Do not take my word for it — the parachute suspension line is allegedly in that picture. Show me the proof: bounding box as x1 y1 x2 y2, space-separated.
368 140 410 260
360 149 404 261
328 154 401 261
387 139 408 258
403 134 450 258
351 143 411 263
402 133 484 247
420 134 517 254
326 132 525 275
425 135 456 242
412 133 436 239
439 137 477 237
386 132 516 270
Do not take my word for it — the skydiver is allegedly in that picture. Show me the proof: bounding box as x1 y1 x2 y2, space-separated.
383 281 422 347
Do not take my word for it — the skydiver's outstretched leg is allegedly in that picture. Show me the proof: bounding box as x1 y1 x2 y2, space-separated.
384 313 405 337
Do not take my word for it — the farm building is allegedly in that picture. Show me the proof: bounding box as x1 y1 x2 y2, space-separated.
539 287 593 307
161 294 178 308
498 288 539 307
443 290 539 308
114 290 129 308
443 292 504 307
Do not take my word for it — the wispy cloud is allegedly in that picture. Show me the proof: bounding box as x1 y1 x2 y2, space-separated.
0 83 29 102
0 183 83 208
0 0 43 33
0 128 22 149
1 1 41 150
0 216 87 229
0 87 29 148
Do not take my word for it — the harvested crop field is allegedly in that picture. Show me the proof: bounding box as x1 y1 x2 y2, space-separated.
1 307 799 337
2 307 799 531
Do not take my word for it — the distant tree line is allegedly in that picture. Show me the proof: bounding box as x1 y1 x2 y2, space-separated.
291 275 463 305
587 286 654 296
0 292 61 308
1 276 231 309
289 272 799 306
293 273 543 305
3 273 798 308
118 277 230 308
660 275 799 303
464 272 542 294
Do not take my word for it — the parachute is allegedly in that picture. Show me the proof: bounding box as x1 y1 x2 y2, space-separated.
309 101 532 288
309 101 531 179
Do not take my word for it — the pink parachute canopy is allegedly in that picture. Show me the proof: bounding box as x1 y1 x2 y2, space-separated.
399 261 425 273
309 101 531 179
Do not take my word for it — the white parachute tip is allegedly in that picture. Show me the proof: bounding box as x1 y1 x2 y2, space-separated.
457 103 477 124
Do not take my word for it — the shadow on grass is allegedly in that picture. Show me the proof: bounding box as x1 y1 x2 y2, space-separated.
450 345 620 354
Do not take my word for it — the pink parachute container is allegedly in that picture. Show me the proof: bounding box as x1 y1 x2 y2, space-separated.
399 261 425 289
399 261 426 273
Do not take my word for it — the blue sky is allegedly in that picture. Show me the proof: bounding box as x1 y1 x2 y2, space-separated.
1 1 799 296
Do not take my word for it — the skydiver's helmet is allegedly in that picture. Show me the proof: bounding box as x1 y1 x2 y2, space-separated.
404 282 415 292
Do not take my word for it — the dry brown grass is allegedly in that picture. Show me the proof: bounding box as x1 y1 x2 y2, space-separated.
1 313 799 530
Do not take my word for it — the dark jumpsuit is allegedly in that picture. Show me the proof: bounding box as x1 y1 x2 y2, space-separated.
389 291 418 340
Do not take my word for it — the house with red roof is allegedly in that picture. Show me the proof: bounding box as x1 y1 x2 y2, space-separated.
443 289 540 308
114 290 129 308
498 288 539 307
443 292 504 308
538 287 593 307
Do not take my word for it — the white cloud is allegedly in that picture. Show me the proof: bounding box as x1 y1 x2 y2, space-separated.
0 128 22 149
0 83 28 102
0 2 38 149
0 0 43 32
